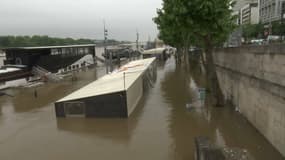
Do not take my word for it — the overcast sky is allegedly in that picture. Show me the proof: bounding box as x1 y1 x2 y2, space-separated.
0 0 162 41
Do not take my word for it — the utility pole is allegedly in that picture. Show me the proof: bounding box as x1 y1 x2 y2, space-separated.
268 2 273 39
109 45 113 72
136 30 140 60
281 1 285 42
136 30 139 51
103 20 108 73
269 16 272 37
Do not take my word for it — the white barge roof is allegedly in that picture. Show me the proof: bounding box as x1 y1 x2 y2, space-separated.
143 48 165 55
0 68 20 74
57 57 156 102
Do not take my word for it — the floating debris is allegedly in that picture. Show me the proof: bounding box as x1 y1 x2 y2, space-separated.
195 137 254 160
186 88 206 111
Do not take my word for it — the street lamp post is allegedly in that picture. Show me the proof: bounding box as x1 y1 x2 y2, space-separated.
104 21 109 73
269 17 272 37
136 30 139 60
136 30 139 51
281 1 285 42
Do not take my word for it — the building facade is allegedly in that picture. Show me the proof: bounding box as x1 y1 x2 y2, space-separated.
233 0 258 11
0 50 5 67
232 11 241 25
259 0 285 24
232 0 259 25
3 44 96 73
240 2 260 24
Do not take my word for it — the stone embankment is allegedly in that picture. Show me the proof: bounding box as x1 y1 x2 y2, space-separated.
214 44 285 156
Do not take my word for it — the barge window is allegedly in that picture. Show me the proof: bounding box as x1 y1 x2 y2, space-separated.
64 102 86 117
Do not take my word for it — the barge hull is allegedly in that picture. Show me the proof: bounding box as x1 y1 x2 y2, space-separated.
55 91 128 118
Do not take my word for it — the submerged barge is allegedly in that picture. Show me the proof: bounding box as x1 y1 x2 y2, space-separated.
142 47 171 61
0 65 32 83
55 57 157 118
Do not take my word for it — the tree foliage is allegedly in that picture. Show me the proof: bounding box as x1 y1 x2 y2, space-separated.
242 22 285 40
272 21 285 36
154 0 237 106
154 0 236 48
154 1 188 50
242 23 264 40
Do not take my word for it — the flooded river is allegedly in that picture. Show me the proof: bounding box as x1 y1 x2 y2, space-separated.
0 56 284 160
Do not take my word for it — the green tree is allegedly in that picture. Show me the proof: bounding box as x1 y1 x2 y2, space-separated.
154 0 193 63
154 0 236 106
272 21 285 36
242 23 264 41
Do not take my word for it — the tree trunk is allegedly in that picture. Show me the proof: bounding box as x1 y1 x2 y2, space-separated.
204 39 225 107
200 51 206 68
176 47 183 64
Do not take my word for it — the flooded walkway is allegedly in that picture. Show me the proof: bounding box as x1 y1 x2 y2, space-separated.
0 57 284 160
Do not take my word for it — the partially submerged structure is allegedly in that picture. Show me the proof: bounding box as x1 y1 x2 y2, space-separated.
0 44 96 83
142 47 171 60
3 44 96 73
195 137 253 160
102 48 132 59
0 65 31 83
102 47 141 60
55 57 157 118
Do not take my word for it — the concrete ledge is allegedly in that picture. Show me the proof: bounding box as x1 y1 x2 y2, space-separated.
216 44 285 55
214 45 285 88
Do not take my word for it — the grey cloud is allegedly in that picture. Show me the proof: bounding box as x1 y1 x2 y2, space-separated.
0 0 162 41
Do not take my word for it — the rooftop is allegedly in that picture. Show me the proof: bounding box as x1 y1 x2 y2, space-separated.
57 57 156 102
3 44 96 51
143 48 165 55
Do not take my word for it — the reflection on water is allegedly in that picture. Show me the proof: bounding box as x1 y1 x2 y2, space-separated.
57 119 136 145
0 56 284 160
56 103 144 145
161 58 284 160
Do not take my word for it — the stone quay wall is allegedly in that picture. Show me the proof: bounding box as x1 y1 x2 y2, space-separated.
214 44 285 156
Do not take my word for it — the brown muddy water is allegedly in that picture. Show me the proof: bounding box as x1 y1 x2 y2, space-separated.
0 57 284 160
